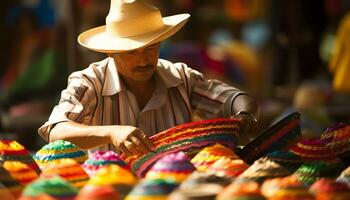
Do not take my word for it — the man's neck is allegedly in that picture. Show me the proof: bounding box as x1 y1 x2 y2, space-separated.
121 75 155 94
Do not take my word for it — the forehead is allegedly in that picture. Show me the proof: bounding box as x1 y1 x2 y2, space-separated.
111 43 160 56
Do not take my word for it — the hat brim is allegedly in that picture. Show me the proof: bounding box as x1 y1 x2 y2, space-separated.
78 13 190 53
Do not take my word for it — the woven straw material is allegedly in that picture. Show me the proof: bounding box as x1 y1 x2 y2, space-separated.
121 118 239 177
34 140 87 169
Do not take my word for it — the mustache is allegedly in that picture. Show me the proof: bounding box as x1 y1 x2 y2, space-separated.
133 64 154 70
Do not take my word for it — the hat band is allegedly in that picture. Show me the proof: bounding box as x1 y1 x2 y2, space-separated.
106 10 164 38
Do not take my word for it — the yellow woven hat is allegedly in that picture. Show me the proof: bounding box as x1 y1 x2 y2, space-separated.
78 0 190 53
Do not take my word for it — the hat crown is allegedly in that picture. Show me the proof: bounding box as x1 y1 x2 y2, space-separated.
106 0 164 37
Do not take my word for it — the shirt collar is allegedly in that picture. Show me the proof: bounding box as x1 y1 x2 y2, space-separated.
102 58 183 96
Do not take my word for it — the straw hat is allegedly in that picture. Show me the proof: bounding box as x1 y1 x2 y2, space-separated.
78 0 190 53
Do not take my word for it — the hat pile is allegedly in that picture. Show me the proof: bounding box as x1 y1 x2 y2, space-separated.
82 151 129 176
19 176 78 200
3 161 39 185
217 181 266 200
0 166 23 198
207 157 249 178
40 158 89 189
89 164 137 199
0 140 40 173
261 175 313 199
262 151 303 172
145 152 195 183
125 179 178 200
191 143 238 172
76 184 119 200
238 158 291 183
33 140 87 169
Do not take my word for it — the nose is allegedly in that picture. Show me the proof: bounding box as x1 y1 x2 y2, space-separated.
133 49 149 66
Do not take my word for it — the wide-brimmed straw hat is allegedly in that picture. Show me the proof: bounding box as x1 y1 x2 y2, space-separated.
78 0 190 53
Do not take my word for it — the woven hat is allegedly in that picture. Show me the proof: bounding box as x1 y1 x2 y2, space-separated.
145 152 195 183
207 157 249 178
40 158 89 189
78 0 190 53
238 112 301 164
310 178 350 199
34 140 87 169
191 143 238 172
19 176 78 200
0 140 40 174
125 179 178 200
82 151 129 176
3 161 39 186
121 118 240 177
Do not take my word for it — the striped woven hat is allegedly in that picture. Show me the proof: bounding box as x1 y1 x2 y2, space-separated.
0 165 23 199
238 112 301 164
122 118 240 177
262 151 303 172
34 140 88 169
3 161 39 186
0 140 40 174
191 143 238 172
40 158 89 189
82 150 129 176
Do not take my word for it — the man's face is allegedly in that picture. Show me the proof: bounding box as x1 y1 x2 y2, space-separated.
110 43 160 82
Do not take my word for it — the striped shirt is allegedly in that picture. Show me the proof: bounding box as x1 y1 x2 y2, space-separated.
38 57 245 152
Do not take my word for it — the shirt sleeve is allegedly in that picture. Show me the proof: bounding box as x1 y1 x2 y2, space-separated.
176 63 247 118
38 71 97 141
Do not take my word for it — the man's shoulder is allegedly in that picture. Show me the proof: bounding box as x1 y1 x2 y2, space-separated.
68 58 110 85
70 58 109 77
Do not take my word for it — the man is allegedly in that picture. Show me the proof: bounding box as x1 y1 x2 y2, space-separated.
38 0 259 157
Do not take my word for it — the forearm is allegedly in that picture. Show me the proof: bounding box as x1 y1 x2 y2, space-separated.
49 121 112 150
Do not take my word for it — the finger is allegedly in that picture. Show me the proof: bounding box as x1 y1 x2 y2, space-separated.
125 140 143 156
119 143 133 157
133 130 154 151
129 136 149 154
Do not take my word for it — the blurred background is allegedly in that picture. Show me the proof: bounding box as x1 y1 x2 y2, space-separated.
1 0 350 150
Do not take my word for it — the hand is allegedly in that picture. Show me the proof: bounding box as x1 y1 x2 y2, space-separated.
109 125 154 157
231 111 259 144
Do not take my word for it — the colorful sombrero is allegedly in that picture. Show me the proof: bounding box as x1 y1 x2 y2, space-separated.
262 151 303 172
191 143 238 172
40 158 89 189
0 140 40 173
82 151 129 176
238 112 301 164
179 171 232 189
122 118 240 177
76 184 119 200
290 138 338 162
207 157 249 178
217 181 266 200
0 166 23 199
34 140 87 169
337 166 350 184
125 179 178 200
322 124 350 164
89 164 137 199
19 176 78 200
293 161 345 186
145 152 195 183
261 175 313 199
310 178 350 200
238 158 291 183
3 161 39 185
